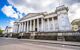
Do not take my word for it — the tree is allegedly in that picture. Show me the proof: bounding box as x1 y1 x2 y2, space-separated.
0 29 3 35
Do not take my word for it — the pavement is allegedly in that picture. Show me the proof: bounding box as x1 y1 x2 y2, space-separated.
20 39 80 47
0 37 80 50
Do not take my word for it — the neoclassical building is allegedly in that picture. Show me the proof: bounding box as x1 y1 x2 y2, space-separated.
3 26 13 37
13 5 72 33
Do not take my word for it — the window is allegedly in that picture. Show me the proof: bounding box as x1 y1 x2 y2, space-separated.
49 18 52 21
45 19 47 21
54 16 57 20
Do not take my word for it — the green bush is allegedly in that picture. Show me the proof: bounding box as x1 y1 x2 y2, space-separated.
0 29 3 35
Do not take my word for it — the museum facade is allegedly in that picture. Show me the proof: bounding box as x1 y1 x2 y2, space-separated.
13 5 72 33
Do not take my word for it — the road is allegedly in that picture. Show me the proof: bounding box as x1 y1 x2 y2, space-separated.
0 37 80 50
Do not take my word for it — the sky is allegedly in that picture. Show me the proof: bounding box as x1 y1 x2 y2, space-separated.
0 0 80 30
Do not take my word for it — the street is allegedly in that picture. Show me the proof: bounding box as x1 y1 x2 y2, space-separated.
0 37 80 50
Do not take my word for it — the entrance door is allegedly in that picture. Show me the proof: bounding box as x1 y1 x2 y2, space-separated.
35 28 37 31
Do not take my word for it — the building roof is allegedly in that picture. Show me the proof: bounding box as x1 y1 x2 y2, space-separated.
19 12 57 21
19 13 44 21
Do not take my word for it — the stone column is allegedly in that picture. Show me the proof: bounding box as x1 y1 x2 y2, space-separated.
31 20 32 31
19 23 21 32
21 22 23 32
41 18 44 31
14 24 16 33
25 22 27 32
17 23 19 33
33 19 35 31
15 24 17 33
47 18 49 31
24 22 26 32
27 21 29 32
23 22 25 32
30 20 32 31
18 23 20 33
37 18 39 31
52 17 55 31
22 22 24 32
17 24 19 33
18 24 20 33
20 23 21 32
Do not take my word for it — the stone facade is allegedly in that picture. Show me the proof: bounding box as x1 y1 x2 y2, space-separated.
13 5 72 33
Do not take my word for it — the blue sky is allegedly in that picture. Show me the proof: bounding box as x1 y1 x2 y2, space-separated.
0 0 16 29
0 0 23 30
0 0 80 30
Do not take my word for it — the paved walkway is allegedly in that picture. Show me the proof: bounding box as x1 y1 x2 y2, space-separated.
1 37 80 50
2 37 80 46
20 39 80 47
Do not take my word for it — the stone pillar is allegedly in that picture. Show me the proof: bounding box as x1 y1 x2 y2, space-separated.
27 21 29 32
18 23 20 33
33 19 35 31
15 24 17 33
24 22 26 32
19 23 21 33
52 17 55 31
20 23 21 32
30 20 32 31
21 22 23 32
23 22 25 32
37 18 39 31
18 24 20 33
47 18 49 31
17 24 19 33
22 22 24 32
14 24 16 33
41 18 44 31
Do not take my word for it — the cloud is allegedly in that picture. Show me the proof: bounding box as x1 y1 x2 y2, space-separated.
1 5 18 19
7 0 59 13
7 0 80 22
68 3 80 22
9 20 15 27
63 0 80 5
0 26 5 30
